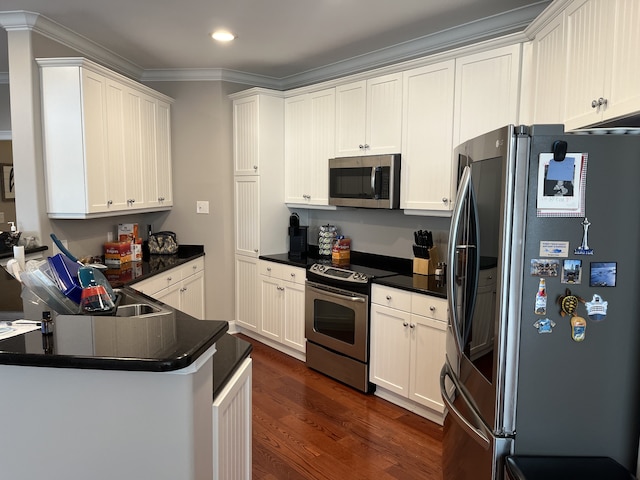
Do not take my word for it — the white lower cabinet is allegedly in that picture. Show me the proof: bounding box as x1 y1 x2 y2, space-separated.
370 284 447 422
132 257 205 319
212 357 252 480
258 260 306 354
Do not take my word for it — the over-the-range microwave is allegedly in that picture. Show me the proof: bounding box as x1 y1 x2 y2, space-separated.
328 154 401 209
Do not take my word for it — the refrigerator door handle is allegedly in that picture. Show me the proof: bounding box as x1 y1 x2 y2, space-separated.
447 165 472 355
440 363 491 450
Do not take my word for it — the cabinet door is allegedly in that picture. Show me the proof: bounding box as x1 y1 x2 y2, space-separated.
283 281 306 353
81 69 110 213
530 13 567 124
401 61 455 212
123 87 146 208
234 176 260 257
212 357 252 480
284 94 311 204
180 271 205 320
308 88 335 204
140 95 160 208
454 44 521 146
233 96 259 175
104 79 128 211
260 276 283 341
335 80 367 156
154 282 182 311
409 314 446 412
156 100 173 206
564 0 609 129
235 255 259 331
366 72 403 155
369 303 411 396
605 0 640 122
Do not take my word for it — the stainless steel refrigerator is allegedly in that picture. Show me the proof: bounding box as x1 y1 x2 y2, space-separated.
440 124 640 479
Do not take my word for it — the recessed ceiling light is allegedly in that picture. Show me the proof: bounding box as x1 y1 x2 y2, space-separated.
211 31 236 42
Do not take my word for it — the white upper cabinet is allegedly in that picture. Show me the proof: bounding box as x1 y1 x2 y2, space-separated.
38 57 174 219
400 60 456 213
453 44 521 147
563 0 640 129
284 88 335 206
335 73 402 157
529 12 567 124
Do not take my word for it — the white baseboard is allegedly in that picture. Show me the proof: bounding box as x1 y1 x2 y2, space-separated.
230 322 306 363
374 387 445 426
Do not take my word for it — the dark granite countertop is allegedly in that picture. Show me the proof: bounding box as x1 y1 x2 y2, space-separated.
213 333 252 399
0 245 49 260
107 244 205 287
260 250 451 297
373 273 447 298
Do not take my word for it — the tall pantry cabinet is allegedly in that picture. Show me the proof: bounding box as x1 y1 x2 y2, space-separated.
230 89 289 333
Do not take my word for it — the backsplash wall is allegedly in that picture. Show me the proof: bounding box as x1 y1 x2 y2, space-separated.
296 208 450 260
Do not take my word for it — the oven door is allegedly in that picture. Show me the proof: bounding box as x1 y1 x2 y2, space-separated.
305 281 369 362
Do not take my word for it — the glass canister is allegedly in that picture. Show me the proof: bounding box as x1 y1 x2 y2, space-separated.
318 224 337 257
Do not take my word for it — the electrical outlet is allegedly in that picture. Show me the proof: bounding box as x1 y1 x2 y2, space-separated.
196 201 209 214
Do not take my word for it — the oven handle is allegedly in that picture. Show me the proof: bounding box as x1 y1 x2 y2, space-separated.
305 281 367 303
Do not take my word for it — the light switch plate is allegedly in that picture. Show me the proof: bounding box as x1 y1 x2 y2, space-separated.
196 201 209 214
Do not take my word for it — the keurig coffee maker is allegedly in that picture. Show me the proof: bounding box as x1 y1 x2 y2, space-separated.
288 213 308 260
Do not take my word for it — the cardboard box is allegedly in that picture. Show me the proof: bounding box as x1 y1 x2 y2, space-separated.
104 241 132 265
118 223 138 243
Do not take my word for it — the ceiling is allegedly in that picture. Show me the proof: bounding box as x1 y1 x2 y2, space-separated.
0 0 551 89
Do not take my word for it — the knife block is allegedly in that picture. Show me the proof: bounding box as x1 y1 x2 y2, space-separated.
413 247 439 275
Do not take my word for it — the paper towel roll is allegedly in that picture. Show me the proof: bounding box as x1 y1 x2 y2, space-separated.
13 245 25 270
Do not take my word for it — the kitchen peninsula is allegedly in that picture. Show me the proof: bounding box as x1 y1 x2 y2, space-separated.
0 263 251 480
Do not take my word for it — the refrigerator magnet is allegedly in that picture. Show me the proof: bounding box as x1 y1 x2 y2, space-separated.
571 315 587 342
557 288 585 317
585 294 608 321
530 259 559 277
533 318 556 334
589 262 617 287
536 153 587 217
561 259 582 284
574 217 594 255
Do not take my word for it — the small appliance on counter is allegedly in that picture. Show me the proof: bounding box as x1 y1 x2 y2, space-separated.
288 213 308 260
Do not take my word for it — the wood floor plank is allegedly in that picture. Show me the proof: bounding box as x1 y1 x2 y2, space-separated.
237 334 443 480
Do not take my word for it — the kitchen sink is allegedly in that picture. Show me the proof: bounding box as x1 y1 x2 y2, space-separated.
115 303 161 317
112 289 167 317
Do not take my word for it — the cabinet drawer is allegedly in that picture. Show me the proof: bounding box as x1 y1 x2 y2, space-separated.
371 284 412 312
258 260 282 278
280 265 305 285
181 257 204 278
411 294 448 322
478 267 497 288
133 270 180 296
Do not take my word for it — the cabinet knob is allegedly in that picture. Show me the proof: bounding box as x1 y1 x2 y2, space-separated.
442 198 449 204
158 196 165 202
410 323 416 329
290 272 296 278
429 305 436 312
359 144 365 150
193 265 197 270
386 295 392 301
254 249 259 253
267 267 271 272
107 200 113 206
277 286 285 291
167 276 172 282
364 144 369 149
253 165 258 172
403 322 409 327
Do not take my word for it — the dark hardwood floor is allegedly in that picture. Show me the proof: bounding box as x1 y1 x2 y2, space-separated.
237 334 444 480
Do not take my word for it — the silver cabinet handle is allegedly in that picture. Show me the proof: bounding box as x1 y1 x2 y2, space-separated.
591 97 608 108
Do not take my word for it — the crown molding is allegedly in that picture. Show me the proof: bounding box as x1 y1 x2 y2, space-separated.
0 1 551 90
0 10 144 79
524 0 571 37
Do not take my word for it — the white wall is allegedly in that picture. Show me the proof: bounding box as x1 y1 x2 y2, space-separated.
0 83 10 131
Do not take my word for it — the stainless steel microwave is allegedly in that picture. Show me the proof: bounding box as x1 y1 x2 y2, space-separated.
328 154 401 209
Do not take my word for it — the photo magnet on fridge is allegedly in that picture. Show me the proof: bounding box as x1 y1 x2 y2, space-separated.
561 259 582 284
589 262 617 287
530 259 559 277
